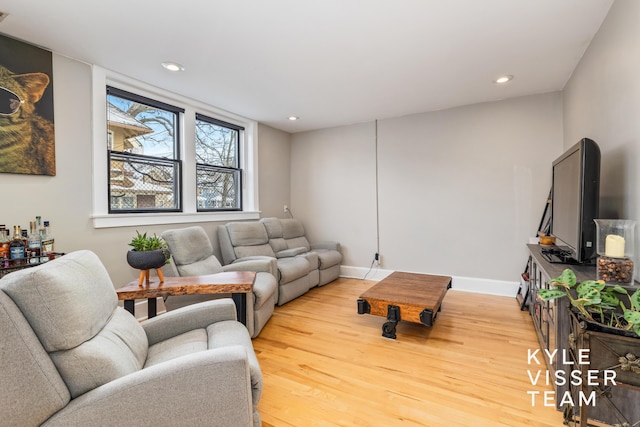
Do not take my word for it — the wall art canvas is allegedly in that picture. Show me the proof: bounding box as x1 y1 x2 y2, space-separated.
0 33 55 176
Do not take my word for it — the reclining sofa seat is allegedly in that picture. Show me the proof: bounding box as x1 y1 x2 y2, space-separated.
161 226 278 338
260 218 342 286
0 250 262 427
218 221 317 305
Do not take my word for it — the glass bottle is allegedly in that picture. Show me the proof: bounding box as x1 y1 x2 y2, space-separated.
9 226 26 266
27 221 41 264
0 225 9 267
41 221 55 261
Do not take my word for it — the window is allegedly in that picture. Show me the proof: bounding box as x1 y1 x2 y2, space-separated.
106 87 183 213
195 114 243 211
91 67 259 228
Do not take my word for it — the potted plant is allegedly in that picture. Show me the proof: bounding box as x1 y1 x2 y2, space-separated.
538 268 640 337
539 269 640 425
126 231 170 271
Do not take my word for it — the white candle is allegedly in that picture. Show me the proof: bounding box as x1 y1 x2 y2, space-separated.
605 234 625 258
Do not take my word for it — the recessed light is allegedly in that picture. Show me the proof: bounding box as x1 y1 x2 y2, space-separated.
288 116 299 121
161 62 185 72
494 75 513 84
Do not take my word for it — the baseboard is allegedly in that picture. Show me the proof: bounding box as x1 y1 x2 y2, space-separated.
340 265 393 282
339 266 519 297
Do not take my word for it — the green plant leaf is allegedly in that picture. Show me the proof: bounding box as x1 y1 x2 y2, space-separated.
630 290 640 311
576 280 605 295
537 289 567 301
623 310 640 325
549 269 577 289
634 324 640 337
611 285 629 295
600 290 621 307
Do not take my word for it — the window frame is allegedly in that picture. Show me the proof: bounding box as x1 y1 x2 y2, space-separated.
195 113 243 212
106 86 184 214
91 67 260 228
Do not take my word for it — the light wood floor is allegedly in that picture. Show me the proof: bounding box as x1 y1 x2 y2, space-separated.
252 277 566 427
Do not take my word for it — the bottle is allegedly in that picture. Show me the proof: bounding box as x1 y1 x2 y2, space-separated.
0 225 9 267
27 221 41 264
9 226 26 266
41 221 55 261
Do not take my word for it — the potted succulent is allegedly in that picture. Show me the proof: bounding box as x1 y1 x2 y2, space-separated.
126 231 170 271
538 268 640 337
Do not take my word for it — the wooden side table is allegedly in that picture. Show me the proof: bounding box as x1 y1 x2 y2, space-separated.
116 271 256 324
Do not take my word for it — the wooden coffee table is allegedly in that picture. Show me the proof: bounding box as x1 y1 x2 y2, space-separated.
357 271 452 339
116 271 256 324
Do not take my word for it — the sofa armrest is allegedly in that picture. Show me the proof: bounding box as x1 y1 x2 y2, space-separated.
142 299 237 345
276 247 308 258
223 257 277 277
311 241 340 251
42 346 253 426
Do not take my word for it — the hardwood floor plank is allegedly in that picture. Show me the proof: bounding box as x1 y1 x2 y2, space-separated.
253 278 565 426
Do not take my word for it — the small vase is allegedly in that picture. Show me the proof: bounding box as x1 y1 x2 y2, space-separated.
126 249 168 270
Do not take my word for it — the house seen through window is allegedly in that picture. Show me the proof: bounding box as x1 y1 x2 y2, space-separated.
107 87 182 213
195 114 243 211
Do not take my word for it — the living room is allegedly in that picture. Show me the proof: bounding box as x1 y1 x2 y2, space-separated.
1 0 638 425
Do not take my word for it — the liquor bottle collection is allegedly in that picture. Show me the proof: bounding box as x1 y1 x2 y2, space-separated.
0 216 55 269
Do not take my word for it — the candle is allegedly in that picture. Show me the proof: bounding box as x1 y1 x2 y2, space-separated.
605 234 625 258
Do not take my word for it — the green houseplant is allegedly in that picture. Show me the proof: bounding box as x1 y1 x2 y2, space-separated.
538 268 640 337
126 231 170 271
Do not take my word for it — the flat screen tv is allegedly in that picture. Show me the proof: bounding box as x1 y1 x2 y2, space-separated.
550 138 600 264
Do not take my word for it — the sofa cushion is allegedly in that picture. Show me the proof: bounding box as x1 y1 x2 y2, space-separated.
227 222 270 246
276 256 311 283
281 219 308 239
314 249 343 269
162 226 223 276
1 250 119 352
235 244 276 260
50 307 148 398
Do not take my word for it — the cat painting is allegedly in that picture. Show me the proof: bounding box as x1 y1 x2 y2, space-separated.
0 64 55 175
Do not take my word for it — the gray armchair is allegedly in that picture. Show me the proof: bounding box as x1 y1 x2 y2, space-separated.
161 226 278 338
0 250 262 426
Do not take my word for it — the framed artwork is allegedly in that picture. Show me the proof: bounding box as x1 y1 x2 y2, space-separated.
0 33 55 176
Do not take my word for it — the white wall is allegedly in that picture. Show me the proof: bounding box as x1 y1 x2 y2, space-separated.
0 54 291 288
257 124 291 219
291 122 379 272
292 92 564 291
562 0 640 270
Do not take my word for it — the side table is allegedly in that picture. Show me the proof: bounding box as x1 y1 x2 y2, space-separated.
116 271 256 324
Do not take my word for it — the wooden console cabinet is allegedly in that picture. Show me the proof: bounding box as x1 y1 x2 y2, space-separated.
526 244 594 410
527 244 640 425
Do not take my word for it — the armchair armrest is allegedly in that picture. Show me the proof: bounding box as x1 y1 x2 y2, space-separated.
311 241 340 251
142 299 237 345
42 346 253 426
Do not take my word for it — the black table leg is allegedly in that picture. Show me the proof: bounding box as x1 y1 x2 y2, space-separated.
124 299 135 316
147 297 157 319
232 293 247 325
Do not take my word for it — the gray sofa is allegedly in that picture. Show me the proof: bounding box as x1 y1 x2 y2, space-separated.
218 218 342 305
161 226 278 338
0 250 263 427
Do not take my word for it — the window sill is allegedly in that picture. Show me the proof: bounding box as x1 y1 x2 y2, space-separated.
92 211 261 229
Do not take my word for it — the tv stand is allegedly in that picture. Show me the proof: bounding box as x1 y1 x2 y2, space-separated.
526 244 595 411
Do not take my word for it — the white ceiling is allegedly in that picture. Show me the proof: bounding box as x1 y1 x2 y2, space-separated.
0 0 613 133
